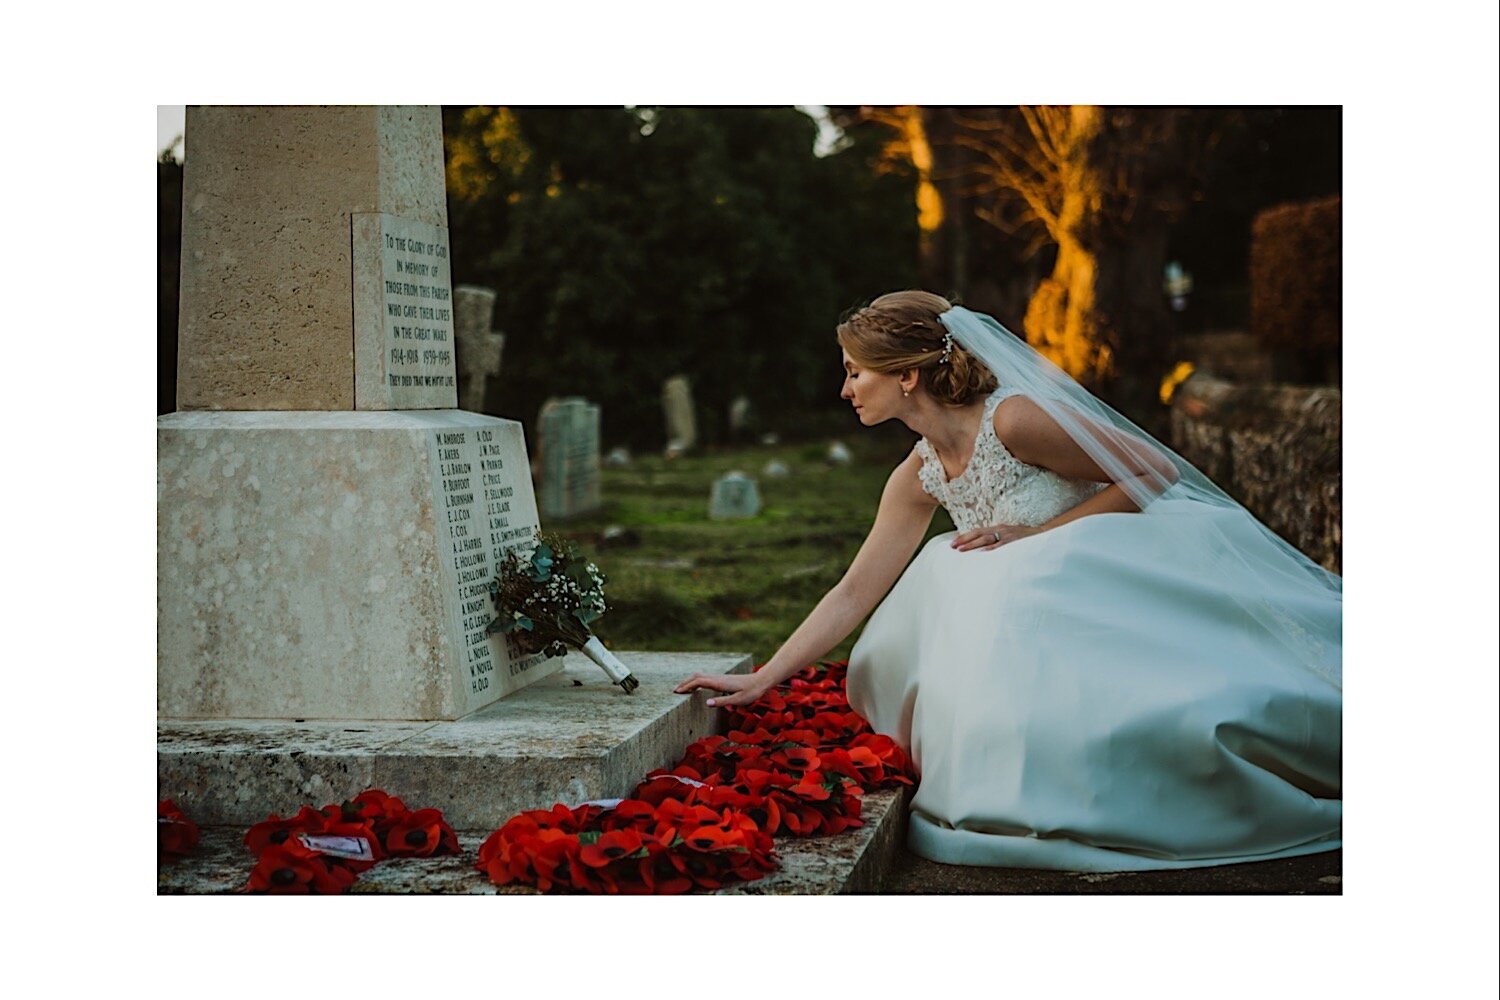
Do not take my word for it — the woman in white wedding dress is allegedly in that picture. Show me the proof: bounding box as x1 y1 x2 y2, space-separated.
676 290 1341 872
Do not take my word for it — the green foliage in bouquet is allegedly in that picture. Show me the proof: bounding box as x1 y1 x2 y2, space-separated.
486 531 609 659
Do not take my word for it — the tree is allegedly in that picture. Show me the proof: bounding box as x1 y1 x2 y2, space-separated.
838 106 1229 426
441 106 916 449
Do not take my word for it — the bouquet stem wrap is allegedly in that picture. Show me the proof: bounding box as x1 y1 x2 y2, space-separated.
581 636 640 694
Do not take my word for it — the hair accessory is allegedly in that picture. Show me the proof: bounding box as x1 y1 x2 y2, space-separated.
940 330 955 365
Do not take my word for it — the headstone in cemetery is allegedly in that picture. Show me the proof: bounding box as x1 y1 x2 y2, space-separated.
605 446 632 468
827 441 852 465
709 472 762 520
763 460 790 478
760 433 780 447
662 376 697 454
159 106 561 721
537 397 603 520
728 395 753 440
454 284 506 412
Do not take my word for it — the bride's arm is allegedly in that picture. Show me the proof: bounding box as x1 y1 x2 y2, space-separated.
675 451 937 706
948 396 1180 549
996 396 1178 507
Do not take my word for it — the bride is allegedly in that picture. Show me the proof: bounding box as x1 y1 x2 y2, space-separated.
675 290 1341 872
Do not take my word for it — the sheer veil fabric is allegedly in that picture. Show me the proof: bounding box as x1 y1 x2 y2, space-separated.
843 305 1342 871
937 306 1341 691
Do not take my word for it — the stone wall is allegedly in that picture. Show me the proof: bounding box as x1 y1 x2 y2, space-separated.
1170 373 1341 573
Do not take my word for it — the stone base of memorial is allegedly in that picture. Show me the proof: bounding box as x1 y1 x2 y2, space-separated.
158 410 558 721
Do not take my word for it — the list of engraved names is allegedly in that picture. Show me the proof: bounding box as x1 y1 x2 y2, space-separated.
433 428 542 701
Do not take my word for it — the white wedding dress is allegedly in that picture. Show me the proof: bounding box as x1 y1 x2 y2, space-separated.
846 386 1342 871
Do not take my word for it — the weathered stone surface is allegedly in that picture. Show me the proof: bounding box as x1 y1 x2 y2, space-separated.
157 409 556 721
717 786 913 894
453 285 505 412
176 105 447 411
158 651 749 830
1170 372 1341 572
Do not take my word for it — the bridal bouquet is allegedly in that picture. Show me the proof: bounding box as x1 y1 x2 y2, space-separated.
486 531 639 694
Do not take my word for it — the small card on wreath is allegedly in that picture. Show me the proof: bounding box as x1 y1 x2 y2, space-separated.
298 834 376 861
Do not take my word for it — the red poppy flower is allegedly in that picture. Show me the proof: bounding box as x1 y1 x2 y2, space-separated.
246 841 356 894
603 799 662 830
477 820 556 886
707 778 784 836
638 851 694 895
244 805 328 856
680 825 747 853
383 808 458 858
158 800 200 862
632 772 710 807
579 829 646 868
530 835 588 893
768 746 821 778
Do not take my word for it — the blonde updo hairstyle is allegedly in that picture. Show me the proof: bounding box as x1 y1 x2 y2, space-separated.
836 290 998 406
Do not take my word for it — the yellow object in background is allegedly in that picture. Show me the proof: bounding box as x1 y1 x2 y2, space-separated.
1159 361 1196 405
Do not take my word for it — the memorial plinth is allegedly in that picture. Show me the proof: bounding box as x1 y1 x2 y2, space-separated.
158 410 557 721
157 651 750 830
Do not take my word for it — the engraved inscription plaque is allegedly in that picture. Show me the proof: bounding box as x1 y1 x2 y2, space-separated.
353 212 459 410
425 417 558 708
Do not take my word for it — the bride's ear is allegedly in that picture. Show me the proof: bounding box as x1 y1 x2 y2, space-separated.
899 369 920 395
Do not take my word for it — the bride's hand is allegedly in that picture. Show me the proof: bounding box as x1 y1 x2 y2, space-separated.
672 672 767 708
951 523 1044 552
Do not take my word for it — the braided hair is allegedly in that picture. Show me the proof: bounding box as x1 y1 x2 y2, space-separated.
836 290 997 406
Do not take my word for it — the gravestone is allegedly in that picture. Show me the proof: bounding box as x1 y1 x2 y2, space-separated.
763 460 790 478
728 395 753 440
709 472 761 520
537 397 602 519
604 446 631 468
159 106 561 721
662 376 696 454
454 285 507 413
827 441 852 465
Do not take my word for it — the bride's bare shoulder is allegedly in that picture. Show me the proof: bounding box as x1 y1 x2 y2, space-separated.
992 394 1056 457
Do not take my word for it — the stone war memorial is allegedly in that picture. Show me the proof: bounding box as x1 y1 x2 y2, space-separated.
157 108 792 892
160 106 555 720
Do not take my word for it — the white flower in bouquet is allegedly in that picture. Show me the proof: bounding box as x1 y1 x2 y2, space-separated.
486 531 638 694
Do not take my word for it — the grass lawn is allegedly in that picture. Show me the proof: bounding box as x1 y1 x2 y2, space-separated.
543 430 957 665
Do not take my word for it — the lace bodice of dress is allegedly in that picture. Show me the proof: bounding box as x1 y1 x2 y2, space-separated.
914 387 1108 532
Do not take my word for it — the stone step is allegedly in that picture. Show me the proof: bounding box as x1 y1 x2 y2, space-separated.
158 650 747 830
156 786 914 895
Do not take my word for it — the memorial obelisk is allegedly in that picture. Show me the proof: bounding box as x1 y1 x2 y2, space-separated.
158 106 561 721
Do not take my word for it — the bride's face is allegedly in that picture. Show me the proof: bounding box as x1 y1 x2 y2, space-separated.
840 350 905 425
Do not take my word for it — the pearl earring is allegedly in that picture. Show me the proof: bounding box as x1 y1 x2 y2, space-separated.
903 389 910 397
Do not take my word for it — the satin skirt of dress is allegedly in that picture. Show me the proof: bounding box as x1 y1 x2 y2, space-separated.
846 500 1342 872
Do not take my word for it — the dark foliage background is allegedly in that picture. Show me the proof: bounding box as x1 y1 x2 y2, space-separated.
158 107 1340 442
442 106 918 451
